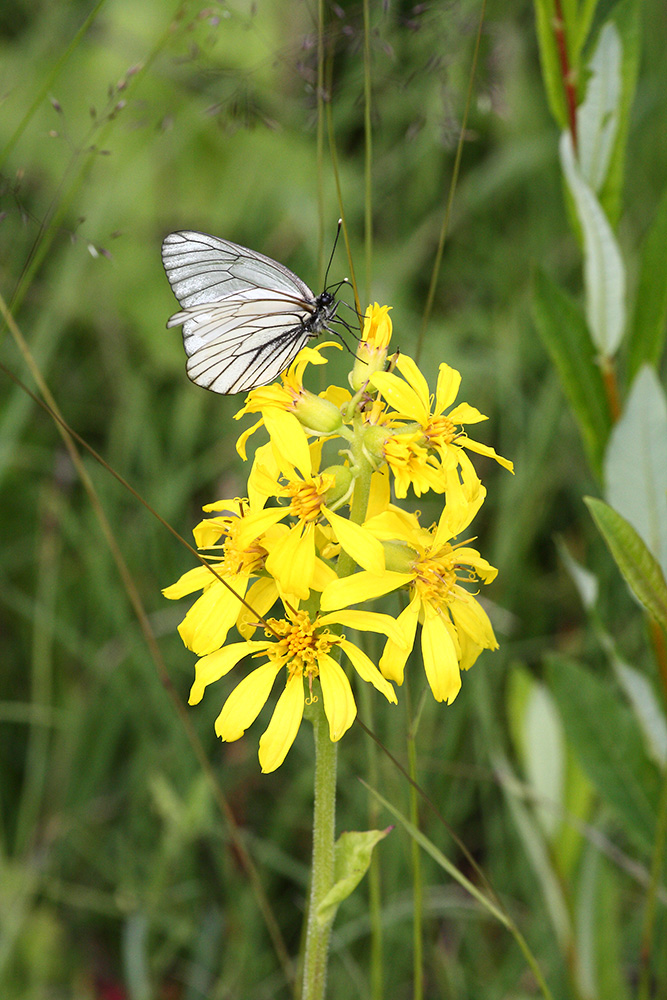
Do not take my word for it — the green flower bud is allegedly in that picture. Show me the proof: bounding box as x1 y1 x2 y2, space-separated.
321 465 353 509
295 393 343 435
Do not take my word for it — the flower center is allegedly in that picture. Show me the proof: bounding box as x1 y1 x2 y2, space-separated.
285 473 335 522
263 611 339 680
222 523 267 576
423 414 456 449
412 553 457 605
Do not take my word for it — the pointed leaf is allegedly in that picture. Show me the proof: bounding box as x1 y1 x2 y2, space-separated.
577 22 621 193
560 131 626 358
585 497 667 631
604 366 667 579
316 828 390 927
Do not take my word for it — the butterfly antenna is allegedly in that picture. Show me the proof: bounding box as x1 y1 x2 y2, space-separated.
323 219 343 290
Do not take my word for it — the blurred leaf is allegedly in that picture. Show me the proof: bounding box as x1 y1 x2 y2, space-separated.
547 654 661 852
507 666 565 840
560 131 626 358
585 496 667 631
596 0 641 225
613 659 667 768
495 754 573 950
577 22 621 194
604 365 667 578
316 828 390 927
557 535 599 609
627 185 667 379
532 268 611 475
533 0 569 128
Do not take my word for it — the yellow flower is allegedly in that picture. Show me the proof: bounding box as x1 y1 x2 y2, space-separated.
371 355 514 484
188 606 404 772
319 471 498 705
236 449 385 600
234 343 343 473
350 303 393 391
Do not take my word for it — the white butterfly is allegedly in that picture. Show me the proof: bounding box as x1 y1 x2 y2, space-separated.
162 230 339 394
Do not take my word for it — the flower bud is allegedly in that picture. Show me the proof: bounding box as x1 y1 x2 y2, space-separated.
349 303 393 391
320 465 353 508
295 393 343 435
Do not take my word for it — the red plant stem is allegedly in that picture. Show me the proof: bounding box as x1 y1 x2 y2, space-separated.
600 356 622 423
552 0 578 150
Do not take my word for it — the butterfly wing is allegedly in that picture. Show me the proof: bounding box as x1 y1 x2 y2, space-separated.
162 231 318 394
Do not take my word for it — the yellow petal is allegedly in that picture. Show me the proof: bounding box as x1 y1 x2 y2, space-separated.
177 576 249 655
318 653 357 741
394 354 430 411
162 564 219 599
235 507 286 549
264 407 312 477
189 641 268 704
435 363 461 413
215 661 282 742
447 402 487 425
370 370 426 423
461 437 514 473
321 609 409 649
258 672 305 772
236 578 279 638
323 508 385 574
449 593 498 649
265 522 315 601
421 608 461 704
235 418 263 460
339 639 397 703
367 467 391 518
193 517 228 549
320 571 413 612
378 595 420 683
311 557 338 591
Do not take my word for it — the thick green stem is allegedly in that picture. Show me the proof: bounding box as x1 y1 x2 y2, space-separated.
301 700 338 1000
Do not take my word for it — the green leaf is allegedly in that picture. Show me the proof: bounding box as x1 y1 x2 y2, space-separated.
507 667 565 840
560 131 626 358
627 185 667 380
532 268 611 475
577 22 622 194
604 366 667 578
316 828 390 927
596 0 641 225
584 497 667 630
547 654 661 852
533 0 569 127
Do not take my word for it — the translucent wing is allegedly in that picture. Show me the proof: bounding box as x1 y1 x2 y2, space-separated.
162 230 323 394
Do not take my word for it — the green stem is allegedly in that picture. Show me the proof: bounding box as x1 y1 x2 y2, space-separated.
301 435 375 997
301 704 338 1000
405 677 423 1000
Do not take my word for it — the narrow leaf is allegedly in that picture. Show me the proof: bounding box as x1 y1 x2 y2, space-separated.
532 268 611 475
533 0 569 128
604 366 667 579
584 497 667 631
597 0 641 225
560 131 626 358
577 22 621 193
627 185 667 380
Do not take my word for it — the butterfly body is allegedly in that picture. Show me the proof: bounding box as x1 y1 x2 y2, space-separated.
162 231 338 394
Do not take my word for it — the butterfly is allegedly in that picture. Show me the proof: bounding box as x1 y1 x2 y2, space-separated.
162 230 340 394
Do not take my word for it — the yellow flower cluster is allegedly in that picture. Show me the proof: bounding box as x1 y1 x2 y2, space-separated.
165 304 513 771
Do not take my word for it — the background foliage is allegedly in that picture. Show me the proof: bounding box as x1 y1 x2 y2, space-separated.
1 0 666 997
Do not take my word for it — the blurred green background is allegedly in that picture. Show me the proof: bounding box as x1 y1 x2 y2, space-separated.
1 0 666 997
